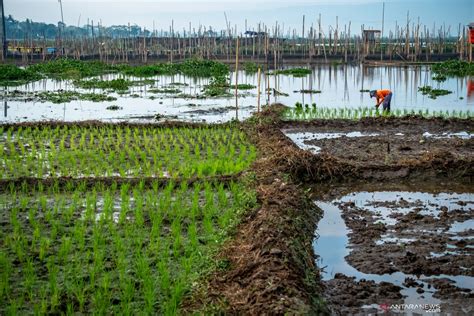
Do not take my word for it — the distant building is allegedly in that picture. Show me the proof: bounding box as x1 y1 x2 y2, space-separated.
362 30 381 44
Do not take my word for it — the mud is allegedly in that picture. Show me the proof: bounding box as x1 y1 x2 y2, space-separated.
313 180 474 315
281 116 474 182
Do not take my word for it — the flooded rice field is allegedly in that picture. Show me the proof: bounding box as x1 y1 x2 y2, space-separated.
312 181 474 315
1 65 473 123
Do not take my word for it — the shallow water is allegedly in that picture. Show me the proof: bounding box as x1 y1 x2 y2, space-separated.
1 65 472 123
314 190 474 315
283 130 380 154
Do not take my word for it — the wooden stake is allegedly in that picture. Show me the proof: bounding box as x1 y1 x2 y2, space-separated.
257 67 261 113
235 36 239 121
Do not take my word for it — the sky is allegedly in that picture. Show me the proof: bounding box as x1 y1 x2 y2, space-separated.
5 0 474 36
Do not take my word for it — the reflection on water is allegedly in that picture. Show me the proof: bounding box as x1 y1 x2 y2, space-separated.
314 190 474 314
1 65 472 123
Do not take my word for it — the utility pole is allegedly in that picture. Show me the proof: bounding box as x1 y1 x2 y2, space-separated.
0 0 7 60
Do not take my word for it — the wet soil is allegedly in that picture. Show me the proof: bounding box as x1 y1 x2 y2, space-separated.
312 180 474 315
281 117 474 182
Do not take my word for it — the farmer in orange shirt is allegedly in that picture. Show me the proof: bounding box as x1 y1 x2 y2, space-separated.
369 89 392 111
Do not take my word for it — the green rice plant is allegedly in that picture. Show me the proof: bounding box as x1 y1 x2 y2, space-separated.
283 105 474 121
1 121 257 315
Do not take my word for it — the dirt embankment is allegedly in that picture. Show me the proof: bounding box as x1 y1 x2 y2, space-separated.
185 106 330 314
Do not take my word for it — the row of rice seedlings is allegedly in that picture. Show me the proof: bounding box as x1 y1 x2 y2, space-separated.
0 180 256 314
0 126 257 179
283 105 473 121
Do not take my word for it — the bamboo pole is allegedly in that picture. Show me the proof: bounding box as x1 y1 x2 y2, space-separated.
257 67 261 113
235 36 239 121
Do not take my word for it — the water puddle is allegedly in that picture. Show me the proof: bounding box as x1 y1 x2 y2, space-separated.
283 130 379 154
314 188 474 315
422 132 473 139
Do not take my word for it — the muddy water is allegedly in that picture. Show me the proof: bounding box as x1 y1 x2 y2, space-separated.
313 183 474 315
1 65 472 123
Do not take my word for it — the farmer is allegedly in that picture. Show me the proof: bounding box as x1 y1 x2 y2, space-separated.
370 89 392 112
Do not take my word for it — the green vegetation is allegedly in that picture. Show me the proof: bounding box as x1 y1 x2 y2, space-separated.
418 86 452 99
30 59 117 79
0 126 256 179
178 59 229 78
203 76 232 97
269 68 312 77
359 89 371 93
1 58 231 88
431 74 447 82
0 179 255 314
118 59 229 78
232 84 256 90
0 124 258 314
5 90 117 103
284 104 473 120
243 62 260 74
148 88 182 94
431 60 474 77
0 64 42 86
73 78 155 91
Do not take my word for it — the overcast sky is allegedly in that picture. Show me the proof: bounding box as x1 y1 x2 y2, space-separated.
5 0 473 35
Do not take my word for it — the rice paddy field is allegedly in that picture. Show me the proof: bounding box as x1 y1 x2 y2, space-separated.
0 124 257 315
0 58 473 315
0 125 255 179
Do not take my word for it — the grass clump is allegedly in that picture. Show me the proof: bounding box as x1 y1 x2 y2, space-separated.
0 64 42 85
431 60 474 77
243 62 259 74
418 86 452 99
203 76 232 97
